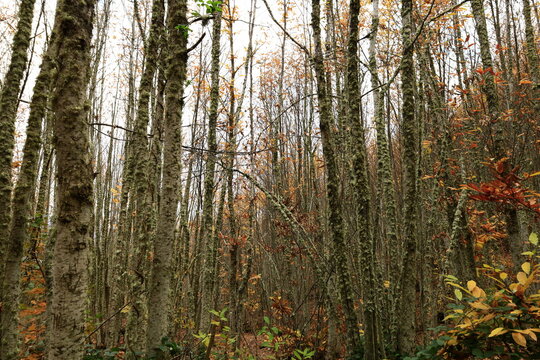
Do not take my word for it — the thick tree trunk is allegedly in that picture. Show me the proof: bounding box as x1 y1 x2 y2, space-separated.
47 0 96 358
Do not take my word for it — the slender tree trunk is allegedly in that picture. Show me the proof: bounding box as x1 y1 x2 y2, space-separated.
523 0 540 116
146 0 188 354
200 8 223 332
0 0 36 280
0 20 57 359
347 0 384 358
397 0 418 355
124 0 165 353
48 0 96 357
470 0 500 153
311 0 359 353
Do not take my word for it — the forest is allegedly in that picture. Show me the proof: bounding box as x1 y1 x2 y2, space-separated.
0 0 539 358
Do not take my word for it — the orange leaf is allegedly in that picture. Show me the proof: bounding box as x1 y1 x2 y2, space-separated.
512 332 527 347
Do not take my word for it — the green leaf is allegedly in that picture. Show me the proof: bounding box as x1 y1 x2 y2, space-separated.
472 348 484 358
454 289 463 300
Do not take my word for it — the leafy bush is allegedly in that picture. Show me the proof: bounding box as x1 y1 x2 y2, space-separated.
406 232 540 359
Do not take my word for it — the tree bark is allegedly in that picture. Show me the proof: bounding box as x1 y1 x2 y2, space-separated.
0 20 57 360
311 0 360 354
346 0 384 358
200 8 223 332
397 0 418 355
0 0 36 282
48 0 96 358
145 0 188 355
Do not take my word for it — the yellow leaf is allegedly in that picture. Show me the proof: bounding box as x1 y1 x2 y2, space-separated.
512 332 527 347
121 305 131 314
480 313 496 322
470 301 490 310
447 337 458 346
530 232 538 246
522 262 531 275
467 280 477 292
517 272 528 286
523 329 538 341
457 318 473 329
454 289 463 300
447 282 468 292
472 286 485 298
443 314 457 321
500 272 508 280
488 327 507 337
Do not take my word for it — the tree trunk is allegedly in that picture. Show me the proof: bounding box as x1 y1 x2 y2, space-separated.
200 8 223 332
346 0 384 358
124 0 165 353
311 0 360 353
0 21 57 360
397 0 418 355
48 0 96 357
146 0 188 355
0 0 36 282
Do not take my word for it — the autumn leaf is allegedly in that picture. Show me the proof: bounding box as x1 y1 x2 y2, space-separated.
517 272 528 286
470 301 490 310
467 280 476 292
512 332 527 347
530 232 538 246
488 327 507 337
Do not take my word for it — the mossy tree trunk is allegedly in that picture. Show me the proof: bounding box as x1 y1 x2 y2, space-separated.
48 0 96 358
346 0 385 358
0 0 37 282
0 19 57 360
145 0 188 355
311 0 360 354
124 0 165 353
200 8 223 332
470 0 522 268
523 0 540 116
397 0 418 355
